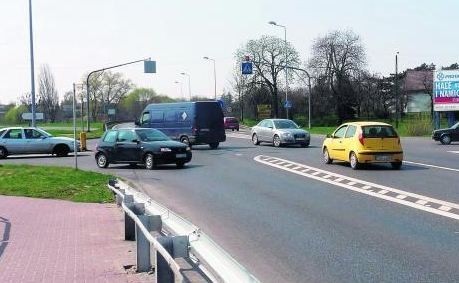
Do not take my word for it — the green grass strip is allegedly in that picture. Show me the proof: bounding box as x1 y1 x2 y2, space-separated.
0 164 114 203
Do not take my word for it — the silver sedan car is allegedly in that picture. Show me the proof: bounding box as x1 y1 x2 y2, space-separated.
251 119 310 147
0 127 80 158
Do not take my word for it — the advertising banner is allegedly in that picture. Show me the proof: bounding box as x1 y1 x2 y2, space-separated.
433 70 459 111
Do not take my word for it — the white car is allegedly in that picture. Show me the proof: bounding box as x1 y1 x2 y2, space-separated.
0 127 80 159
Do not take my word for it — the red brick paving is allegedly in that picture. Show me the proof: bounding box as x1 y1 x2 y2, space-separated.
0 195 154 283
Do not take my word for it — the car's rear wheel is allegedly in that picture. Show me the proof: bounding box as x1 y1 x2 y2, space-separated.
273 135 281 147
349 152 361 170
54 144 69 157
440 134 452 145
391 161 402 170
144 153 156 170
209 142 219 149
0 146 8 159
323 148 332 164
176 161 185 169
252 134 260 145
96 153 109 168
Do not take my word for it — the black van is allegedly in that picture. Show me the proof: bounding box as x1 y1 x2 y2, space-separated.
136 101 226 149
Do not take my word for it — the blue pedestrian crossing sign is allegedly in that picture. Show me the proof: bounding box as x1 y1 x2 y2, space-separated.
241 62 253 75
284 100 292 109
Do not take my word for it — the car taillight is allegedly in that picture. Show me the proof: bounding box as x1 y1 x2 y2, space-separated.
397 137 400 145
358 132 365 145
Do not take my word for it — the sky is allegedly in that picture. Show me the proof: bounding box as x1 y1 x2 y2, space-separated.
1 0 458 104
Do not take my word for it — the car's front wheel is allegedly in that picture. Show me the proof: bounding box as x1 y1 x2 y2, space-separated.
323 148 332 164
96 153 109 168
273 135 282 147
176 161 185 169
349 152 361 170
54 144 69 157
440 134 452 145
144 153 156 170
252 134 260 145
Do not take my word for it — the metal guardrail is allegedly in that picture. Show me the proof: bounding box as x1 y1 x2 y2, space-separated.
108 179 259 283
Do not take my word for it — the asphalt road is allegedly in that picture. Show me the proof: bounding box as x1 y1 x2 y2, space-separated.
1 130 459 282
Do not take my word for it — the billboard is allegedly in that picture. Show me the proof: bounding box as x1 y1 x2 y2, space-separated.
433 70 459 111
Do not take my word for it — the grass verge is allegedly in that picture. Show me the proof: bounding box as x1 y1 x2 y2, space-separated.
0 164 114 203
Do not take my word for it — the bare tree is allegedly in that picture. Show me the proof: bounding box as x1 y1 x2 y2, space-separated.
38 64 59 122
236 35 300 118
19 92 32 109
309 30 366 123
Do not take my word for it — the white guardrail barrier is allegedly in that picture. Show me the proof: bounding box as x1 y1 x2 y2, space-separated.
108 179 259 283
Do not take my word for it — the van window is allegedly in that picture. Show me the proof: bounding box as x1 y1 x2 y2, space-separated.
345 125 356 138
151 111 164 123
141 112 150 124
195 102 224 129
165 111 177 122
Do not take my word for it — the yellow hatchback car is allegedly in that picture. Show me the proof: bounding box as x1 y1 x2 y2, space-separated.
322 122 403 170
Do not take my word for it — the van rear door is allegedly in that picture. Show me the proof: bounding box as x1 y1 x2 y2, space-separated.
195 102 226 142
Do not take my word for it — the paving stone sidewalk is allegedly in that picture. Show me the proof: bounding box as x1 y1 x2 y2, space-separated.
0 195 154 283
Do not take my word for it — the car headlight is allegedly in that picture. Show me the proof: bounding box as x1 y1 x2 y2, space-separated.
186 146 191 151
282 132 292 137
160 147 172 152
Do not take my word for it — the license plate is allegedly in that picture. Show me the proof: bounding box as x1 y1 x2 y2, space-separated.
296 138 305 140
375 155 391 161
176 153 187 158
201 128 210 132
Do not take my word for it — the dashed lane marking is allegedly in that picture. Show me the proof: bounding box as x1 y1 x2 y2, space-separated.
254 155 459 221
403 161 459 173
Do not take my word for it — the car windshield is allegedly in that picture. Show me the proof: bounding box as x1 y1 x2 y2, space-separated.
136 129 170 142
452 122 459 129
36 128 52 137
274 120 299 129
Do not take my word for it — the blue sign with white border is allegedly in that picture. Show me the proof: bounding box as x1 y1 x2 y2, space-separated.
241 62 253 75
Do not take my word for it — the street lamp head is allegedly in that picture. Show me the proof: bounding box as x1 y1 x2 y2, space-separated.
203 56 209 60
180 72 186 75
268 21 277 25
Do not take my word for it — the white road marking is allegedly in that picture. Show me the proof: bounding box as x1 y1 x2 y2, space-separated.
404 161 459 172
323 175 331 179
448 151 459 154
439 206 452 212
378 190 388 195
254 155 459 220
416 200 428 205
396 195 407 200
293 166 302 170
302 169 310 173
362 185 372 190
235 153 243 156
347 181 356 186
335 178 344 182
226 133 251 140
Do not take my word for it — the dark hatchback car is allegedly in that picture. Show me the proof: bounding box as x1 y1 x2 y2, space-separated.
432 121 459 144
95 128 192 169
224 117 240 131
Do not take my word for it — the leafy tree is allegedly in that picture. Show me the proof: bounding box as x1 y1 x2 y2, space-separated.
119 88 175 120
309 30 366 123
4 105 28 125
235 35 300 118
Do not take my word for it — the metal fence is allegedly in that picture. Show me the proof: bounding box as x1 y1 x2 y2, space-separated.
108 179 259 283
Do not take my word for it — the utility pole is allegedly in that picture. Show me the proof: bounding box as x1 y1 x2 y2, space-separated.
395 52 399 129
28 0 36 127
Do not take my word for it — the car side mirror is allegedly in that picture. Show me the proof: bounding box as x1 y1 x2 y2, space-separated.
132 139 140 144
268 126 273 129
134 119 140 126
41 136 47 139
326 133 333 138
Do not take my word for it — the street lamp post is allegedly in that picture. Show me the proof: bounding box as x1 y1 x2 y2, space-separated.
395 52 399 129
86 57 151 132
180 72 191 101
269 21 289 119
28 0 36 127
174 81 183 100
203 56 217 100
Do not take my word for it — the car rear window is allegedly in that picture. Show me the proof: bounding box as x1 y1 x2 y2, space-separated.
362 126 398 138
226 118 238 123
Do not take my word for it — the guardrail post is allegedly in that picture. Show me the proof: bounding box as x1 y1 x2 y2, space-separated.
156 235 189 283
124 201 144 241
136 215 161 272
